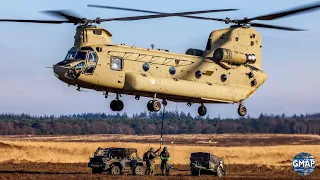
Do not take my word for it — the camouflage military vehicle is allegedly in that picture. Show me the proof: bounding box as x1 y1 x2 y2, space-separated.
190 152 226 177
88 147 144 175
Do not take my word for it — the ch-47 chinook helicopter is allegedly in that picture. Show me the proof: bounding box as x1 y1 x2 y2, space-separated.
1 2 320 117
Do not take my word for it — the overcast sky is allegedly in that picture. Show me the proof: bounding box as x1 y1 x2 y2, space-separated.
0 0 319 118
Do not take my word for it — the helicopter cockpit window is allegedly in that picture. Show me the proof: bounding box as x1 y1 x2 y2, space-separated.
65 51 77 60
75 51 88 60
88 53 94 62
92 52 98 63
85 52 98 74
64 47 79 60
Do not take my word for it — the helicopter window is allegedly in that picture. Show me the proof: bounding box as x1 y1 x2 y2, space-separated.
221 74 227 82
75 51 88 60
65 51 77 60
93 30 102 35
88 53 94 62
142 62 149 72
110 57 123 71
195 70 202 79
92 52 98 62
169 66 176 75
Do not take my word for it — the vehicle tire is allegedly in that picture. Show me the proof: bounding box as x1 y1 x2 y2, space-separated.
110 100 118 111
191 167 200 176
147 100 154 111
133 166 143 175
196 168 201 176
92 168 103 174
110 166 121 175
116 100 124 111
191 168 197 176
198 105 207 116
152 100 161 112
238 105 247 116
217 166 223 177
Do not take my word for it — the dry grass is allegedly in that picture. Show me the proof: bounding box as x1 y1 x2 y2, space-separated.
3 134 320 142
0 134 319 166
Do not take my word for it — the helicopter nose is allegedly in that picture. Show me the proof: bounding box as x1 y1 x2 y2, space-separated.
53 64 70 83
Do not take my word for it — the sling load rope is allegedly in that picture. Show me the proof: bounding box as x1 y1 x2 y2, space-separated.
160 100 167 146
159 100 190 172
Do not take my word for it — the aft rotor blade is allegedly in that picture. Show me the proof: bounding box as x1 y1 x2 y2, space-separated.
0 19 68 24
99 8 238 22
249 2 320 21
249 22 305 31
88 4 230 21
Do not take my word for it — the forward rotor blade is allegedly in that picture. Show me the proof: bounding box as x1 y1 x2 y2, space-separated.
42 10 84 23
0 19 68 24
0 10 85 24
88 4 230 21
249 2 320 21
249 22 305 31
88 4 164 14
98 8 237 22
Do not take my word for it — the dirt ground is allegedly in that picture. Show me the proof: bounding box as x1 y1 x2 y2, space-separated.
0 134 319 179
0 162 318 180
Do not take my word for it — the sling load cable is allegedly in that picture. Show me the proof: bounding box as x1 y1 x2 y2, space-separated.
160 99 167 146
159 100 189 172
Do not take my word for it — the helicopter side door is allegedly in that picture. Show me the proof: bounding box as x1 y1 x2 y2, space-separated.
85 52 98 74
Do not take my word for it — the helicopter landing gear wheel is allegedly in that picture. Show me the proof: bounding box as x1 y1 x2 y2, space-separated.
198 105 207 116
110 100 124 111
238 104 247 116
147 100 161 112
187 101 192 107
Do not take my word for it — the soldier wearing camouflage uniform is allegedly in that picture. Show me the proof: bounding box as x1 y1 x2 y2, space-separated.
144 147 160 175
160 147 171 176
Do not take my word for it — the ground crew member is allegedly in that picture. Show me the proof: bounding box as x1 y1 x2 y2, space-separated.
144 147 160 175
160 146 171 175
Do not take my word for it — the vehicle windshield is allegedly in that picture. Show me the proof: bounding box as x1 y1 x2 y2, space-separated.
75 51 88 60
64 47 78 60
94 148 109 157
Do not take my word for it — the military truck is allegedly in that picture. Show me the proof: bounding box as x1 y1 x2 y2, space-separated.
88 147 144 175
190 152 226 177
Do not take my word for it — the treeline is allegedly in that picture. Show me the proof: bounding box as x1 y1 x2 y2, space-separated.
0 112 319 135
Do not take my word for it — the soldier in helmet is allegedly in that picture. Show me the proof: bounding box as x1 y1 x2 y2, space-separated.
144 147 160 175
159 146 171 175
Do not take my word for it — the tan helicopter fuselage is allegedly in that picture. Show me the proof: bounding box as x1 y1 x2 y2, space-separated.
53 25 267 104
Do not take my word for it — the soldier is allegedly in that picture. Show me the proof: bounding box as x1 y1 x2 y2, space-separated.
160 147 171 176
144 147 160 175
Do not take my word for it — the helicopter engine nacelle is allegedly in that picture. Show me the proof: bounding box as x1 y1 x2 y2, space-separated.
213 48 256 65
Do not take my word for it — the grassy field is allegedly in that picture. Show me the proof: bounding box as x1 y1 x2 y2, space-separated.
0 134 319 166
